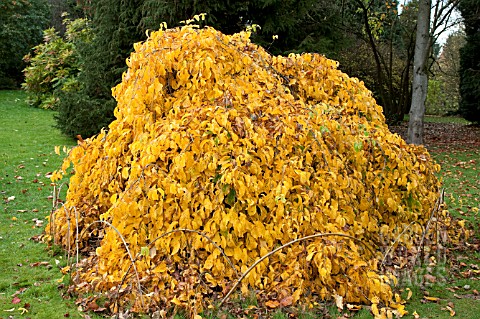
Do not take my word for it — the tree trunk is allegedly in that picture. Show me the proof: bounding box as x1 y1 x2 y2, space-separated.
407 0 431 145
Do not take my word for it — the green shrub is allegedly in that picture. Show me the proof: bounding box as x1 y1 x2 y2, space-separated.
22 17 92 110
54 90 116 138
425 79 455 116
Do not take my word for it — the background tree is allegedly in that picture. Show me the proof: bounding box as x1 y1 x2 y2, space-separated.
458 0 480 123
407 0 461 144
140 0 345 56
55 0 143 137
427 31 465 115
50 0 463 138
407 0 431 144
46 0 85 34
55 0 348 137
340 0 417 123
0 0 50 88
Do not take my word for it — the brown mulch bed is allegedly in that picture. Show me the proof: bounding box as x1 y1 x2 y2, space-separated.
389 121 480 151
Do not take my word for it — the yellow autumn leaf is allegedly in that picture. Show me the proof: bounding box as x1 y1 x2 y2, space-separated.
445 305 455 317
121 167 129 179
406 288 412 300
171 297 182 306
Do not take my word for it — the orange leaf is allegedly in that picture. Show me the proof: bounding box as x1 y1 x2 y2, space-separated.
265 300 280 309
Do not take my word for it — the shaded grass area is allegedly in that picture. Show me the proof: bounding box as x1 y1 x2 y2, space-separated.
423 116 471 125
0 90 478 318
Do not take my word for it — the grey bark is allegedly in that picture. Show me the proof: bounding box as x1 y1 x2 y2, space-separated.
407 0 431 145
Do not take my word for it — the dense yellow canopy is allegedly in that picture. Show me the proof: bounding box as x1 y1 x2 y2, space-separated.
48 24 440 317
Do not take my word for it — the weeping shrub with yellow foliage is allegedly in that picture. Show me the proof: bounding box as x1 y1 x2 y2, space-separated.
48 22 441 316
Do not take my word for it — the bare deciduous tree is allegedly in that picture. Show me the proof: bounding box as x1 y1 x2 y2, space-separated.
407 0 461 145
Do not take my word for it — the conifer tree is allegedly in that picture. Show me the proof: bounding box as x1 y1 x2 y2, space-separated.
458 0 480 123
0 0 49 88
55 0 143 137
55 0 346 137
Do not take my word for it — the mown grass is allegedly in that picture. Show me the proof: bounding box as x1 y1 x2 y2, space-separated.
404 114 472 125
401 148 480 319
1 90 478 318
0 90 101 318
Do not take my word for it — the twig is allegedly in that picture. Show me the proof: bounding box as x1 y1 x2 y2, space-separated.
380 221 418 268
115 227 238 312
80 220 144 310
74 206 79 265
219 232 375 307
413 188 444 266
65 204 71 265
50 184 57 244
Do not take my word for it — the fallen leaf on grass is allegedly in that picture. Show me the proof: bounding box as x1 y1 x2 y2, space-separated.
18 307 28 314
32 218 43 227
12 287 27 297
30 234 42 242
86 300 99 311
265 300 280 309
346 304 362 311
444 305 455 317
29 261 51 268
424 274 437 283
406 287 413 300
423 296 440 302
12 296 21 304
334 294 344 310
61 266 71 274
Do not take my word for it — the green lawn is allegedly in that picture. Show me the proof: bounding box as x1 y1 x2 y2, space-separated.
1 90 478 318
404 114 472 125
0 90 99 318
403 148 480 319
